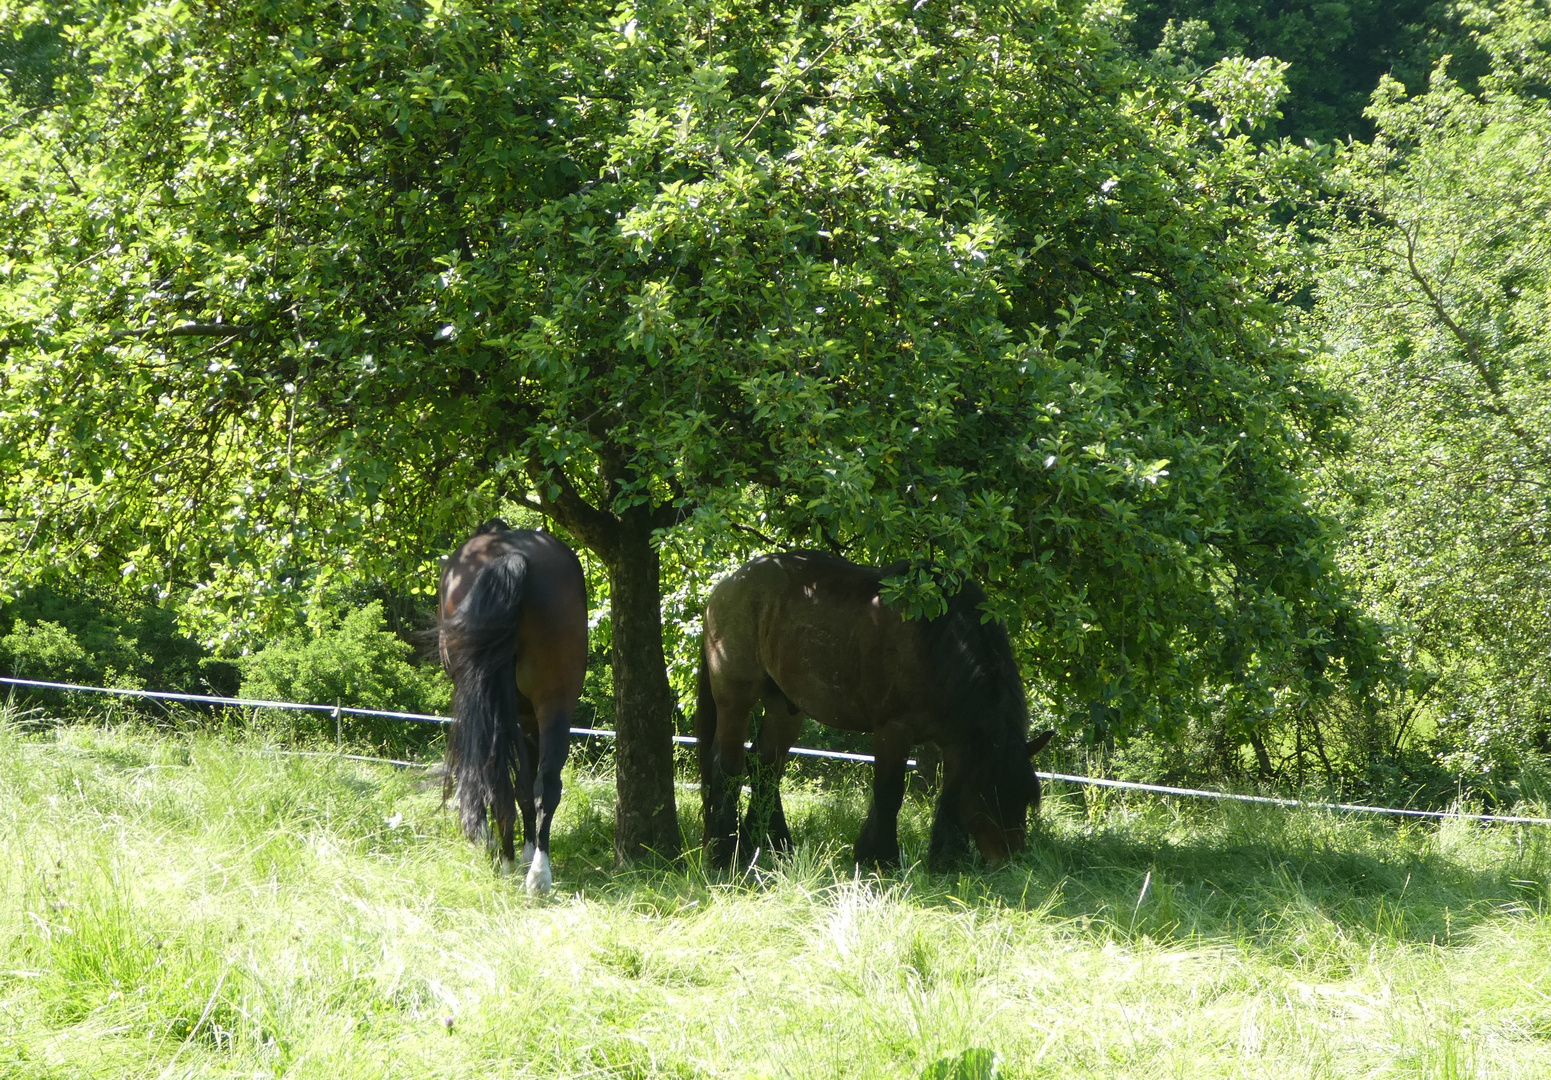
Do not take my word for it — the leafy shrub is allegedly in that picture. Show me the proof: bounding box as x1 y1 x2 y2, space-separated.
236 601 449 750
0 583 235 718
0 620 106 684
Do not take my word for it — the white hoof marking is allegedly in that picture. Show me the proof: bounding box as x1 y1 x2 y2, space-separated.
520 842 535 871
526 850 553 895
495 855 517 878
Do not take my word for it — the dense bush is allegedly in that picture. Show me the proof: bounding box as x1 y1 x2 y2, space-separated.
235 601 449 750
0 583 236 717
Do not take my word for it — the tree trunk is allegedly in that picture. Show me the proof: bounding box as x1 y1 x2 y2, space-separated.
908 741 942 795
1248 729 1274 780
605 511 682 864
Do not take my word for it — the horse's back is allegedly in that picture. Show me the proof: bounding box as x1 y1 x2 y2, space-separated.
706 552 929 729
710 551 892 607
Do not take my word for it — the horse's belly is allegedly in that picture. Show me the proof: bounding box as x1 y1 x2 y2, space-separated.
768 641 923 732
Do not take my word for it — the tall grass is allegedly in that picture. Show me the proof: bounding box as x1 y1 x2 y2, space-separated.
5 712 1551 1078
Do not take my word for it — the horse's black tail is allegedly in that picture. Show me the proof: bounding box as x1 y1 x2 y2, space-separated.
695 635 719 837
439 552 528 842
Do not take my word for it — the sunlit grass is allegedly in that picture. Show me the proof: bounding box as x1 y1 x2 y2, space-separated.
5 712 1551 1078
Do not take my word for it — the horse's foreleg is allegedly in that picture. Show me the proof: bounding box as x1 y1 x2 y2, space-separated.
854 733 908 868
740 756 791 861
927 747 970 872
704 747 745 871
527 711 571 895
704 682 759 871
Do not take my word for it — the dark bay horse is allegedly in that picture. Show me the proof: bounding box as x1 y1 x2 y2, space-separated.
438 520 587 894
698 551 1053 872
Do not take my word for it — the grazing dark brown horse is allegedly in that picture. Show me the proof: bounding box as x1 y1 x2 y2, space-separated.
697 551 1053 872
437 520 588 894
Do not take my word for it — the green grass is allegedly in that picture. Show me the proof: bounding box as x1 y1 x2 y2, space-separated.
5 715 1551 1078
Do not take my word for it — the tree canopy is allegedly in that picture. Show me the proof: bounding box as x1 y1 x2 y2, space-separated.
2 0 1387 841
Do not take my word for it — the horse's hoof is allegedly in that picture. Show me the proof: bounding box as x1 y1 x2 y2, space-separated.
520 841 535 871
495 855 517 878
525 850 552 895
853 845 901 871
736 831 762 867
926 852 963 874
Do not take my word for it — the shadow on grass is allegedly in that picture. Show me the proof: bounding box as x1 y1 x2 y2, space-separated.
17 722 1549 970
995 809 1544 958
545 766 1551 966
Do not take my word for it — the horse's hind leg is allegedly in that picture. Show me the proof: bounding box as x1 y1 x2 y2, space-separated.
854 730 909 868
525 703 572 894
741 683 801 860
492 790 519 877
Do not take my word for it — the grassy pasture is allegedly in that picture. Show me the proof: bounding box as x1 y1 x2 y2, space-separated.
5 717 1551 1078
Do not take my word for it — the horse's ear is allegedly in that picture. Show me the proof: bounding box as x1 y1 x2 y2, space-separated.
476 517 510 535
1027 730 1055 758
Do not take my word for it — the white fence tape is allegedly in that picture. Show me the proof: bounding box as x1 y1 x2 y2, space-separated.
5 675 1549 826
1035 770 1551 826
0 676 449 724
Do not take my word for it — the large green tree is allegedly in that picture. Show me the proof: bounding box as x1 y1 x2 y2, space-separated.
1315 2 1551 782
4 0 1378 851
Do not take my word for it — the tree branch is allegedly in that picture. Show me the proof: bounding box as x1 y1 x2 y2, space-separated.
532 460 617 557
728 520 780 547
48 145 84 197
1070 254 1121 289
109 324 249 340
735 26 856 151
1396 225 1550 460
1399 225 1499 396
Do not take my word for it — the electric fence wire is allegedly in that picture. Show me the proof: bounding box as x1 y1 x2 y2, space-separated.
5 675 1550 826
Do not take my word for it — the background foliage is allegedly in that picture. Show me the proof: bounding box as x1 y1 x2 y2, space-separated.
3 0 1551 806
234 599 449 747
0 582 234 710
1313 1 1551 789
1125 0 1484 143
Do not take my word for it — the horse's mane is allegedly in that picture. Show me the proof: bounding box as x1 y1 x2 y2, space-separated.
920 578 1030 756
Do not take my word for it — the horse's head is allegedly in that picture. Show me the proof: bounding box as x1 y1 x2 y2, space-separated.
958 730 1054 866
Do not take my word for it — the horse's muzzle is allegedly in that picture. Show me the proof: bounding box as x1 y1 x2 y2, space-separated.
967 812 1017 867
